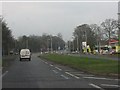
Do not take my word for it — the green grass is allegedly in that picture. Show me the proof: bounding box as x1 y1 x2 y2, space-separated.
39 54 119 77
2 55 17 70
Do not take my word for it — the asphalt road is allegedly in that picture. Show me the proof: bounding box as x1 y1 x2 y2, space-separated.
2 54 119 89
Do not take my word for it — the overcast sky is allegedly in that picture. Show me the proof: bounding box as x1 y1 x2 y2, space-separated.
1 1 118 41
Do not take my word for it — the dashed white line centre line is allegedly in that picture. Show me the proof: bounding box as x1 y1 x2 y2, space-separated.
76 74 94 77
41 60 45 63
52 70 58 74
55 67 62 71
101 84 120 87
65 72 80 79
61 75 69 79
45 62 48 64
83 77 118 81
50 64 53 66
89 83 103 89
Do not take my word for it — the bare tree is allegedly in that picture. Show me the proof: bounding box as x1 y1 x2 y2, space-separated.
73 24 97 52
101 19 118 43
90 24 103 52
57 33 63 39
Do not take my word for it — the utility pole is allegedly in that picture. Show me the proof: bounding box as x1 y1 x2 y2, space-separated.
26 39 28 49
71 36 74 52
85 29 87 46
47 39 49 52
50 35 53 53
69 41 71 52
76 35 79 52
73 40 74 51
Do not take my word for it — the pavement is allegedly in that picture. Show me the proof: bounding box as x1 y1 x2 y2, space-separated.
2 53 119 89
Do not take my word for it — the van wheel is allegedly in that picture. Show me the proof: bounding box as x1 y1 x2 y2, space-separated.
20 58 22 61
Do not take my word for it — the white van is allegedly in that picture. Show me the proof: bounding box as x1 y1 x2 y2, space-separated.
20 49 31 61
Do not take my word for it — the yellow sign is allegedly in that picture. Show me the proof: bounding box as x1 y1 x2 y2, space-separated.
116 46 120 52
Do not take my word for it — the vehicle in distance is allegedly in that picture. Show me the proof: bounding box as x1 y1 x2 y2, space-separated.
20 49 31 61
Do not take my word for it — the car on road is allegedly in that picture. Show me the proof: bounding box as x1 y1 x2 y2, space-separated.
20 49 31 61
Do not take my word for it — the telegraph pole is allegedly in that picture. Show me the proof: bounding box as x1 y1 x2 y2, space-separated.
71 36 75 52
85 29 87 46
76 35 79 52
50 35 53 53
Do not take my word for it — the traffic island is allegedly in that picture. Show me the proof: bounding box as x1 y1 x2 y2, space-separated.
39 54 120 78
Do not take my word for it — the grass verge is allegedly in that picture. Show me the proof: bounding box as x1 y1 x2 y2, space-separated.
2 55 18 73
39 54 120 78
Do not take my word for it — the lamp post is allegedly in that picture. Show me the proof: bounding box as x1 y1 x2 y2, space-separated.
85 29 87 46
68 41 70 53
71 36 75 52
76 35 79 52
47 39 49 52
50 35 53 53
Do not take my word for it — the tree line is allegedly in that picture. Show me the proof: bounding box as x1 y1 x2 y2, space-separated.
15 33 65 53
70 19 118 52
1 17 15 55
1 16 119 55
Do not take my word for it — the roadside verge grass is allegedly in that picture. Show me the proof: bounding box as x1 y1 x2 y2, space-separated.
39 54 119 77
2 55 18 73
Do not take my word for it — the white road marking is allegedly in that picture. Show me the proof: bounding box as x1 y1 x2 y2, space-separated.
101 84 120 87
89 83 103 89
65 72 80 79
55 67 62 71
50 64 53 66
41 60 45 63
45 62 48 64
52 70 58 74
76 74 94 77
83 77 118 81
2 71 8 77
61 75 69 79
67 71 84 74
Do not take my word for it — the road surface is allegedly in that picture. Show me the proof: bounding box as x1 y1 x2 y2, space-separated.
2 54 119 89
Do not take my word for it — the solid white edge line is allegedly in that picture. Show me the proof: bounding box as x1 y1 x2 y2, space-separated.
76 74 94 76
2 71 8 77
83 77 118 81
89 83 102 89
61 75 69 79
65 72 80 79
55 67 62 71
101 84 120 87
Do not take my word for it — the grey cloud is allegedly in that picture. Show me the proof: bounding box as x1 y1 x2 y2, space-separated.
2 2 118 41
